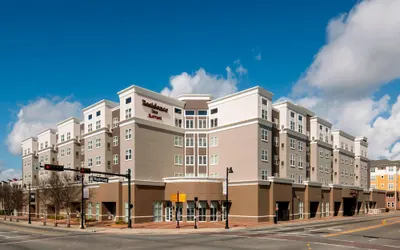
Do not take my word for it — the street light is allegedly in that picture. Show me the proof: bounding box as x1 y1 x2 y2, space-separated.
225 167 234 230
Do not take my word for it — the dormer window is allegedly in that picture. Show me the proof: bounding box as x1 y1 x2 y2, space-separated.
96 111 101 117
126 97 132 104
174 108 182 114
88 114 92 120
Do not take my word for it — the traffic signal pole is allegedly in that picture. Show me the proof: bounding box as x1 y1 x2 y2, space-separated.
127 169 132 228
80 174 84 229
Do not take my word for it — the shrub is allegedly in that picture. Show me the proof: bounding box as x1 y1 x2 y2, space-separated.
47 215 65 220
115 220 127 225
385 208 390 212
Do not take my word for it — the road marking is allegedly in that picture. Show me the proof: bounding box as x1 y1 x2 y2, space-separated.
0 233 102 246
383 245 400 249
324 219 400 238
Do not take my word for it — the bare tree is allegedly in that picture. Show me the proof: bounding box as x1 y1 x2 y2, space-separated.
0 184 13 220
60 172 81 227
37 177 53 226
10 185 27 222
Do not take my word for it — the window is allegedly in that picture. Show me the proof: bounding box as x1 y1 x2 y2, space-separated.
174 155 183 165
45 141 48 148
186 201 195 221
96 156 101 166
389 183 394 189
274 155 279 165
125 108 132 119
198 137 207 147
125 149 132 160
290 138 295 149
95 138 101 148
95 120 101 129
210 136 218 147
113 117 119 128
198 155 207 165
96 110 101 117
341 142 344 149
298 141 303 151
210 154 219 165
174 108 182 114
198 119 207 129
351 146 353 152
40 143 43 150
113 136 118 146
389 175 394 180
61 134 65 142
326 151 330 159
113 154 118 165
298 175 303 184
81 146 84 155
175 118 182 128
185 155 194 165
185 110 195 116
290 174 295 180
274 136 279 147
261 109 268 120
198 201 207 222
290 154 295 167
66 148 71 156
298 156 303 169
60 149 65 157
198 110 208 116
125 97 131 104
261 150 268 162
381 184 384 188
186 119 194 129
341 156 344 164
290 120 295 130
88 114 92 120
125 129 132 140
261 129 268 141
261 169 268 180
381 175 384 179
88 124 92 132
210 108 218 114
298 115 303 133
174 136 183 147
210 118 218 128
299 202 304 219
185 137 194 147
210 202 218 222
88 158 93 167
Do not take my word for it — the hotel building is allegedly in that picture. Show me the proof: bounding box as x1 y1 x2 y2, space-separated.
21 85 385 223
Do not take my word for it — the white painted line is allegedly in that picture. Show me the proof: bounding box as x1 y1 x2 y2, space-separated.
310 241 362 249
383 245 400 249
0 234 103 246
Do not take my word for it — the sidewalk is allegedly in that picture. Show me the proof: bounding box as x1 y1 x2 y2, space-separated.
1 211 398 235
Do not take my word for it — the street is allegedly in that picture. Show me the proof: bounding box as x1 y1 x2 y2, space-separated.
0 214 400 250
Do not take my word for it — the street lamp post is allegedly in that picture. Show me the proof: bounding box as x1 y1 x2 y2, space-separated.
225 167 234 230
28 183 31 224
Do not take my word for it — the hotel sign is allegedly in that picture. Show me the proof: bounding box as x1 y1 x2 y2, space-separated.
142 99 168 120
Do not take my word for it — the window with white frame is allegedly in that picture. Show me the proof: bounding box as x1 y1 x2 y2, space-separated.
125 108 132 119
298 175 303 184
290 174 295 180
261 129 268 141
210 154 219 165
95 120 101 129
210 118 218 128
298 141 303 151
340 169 344 176
113 154 118 165
198 137 207 147
325 151 330 159
185 155 194 165
298 115 303 133
40 143 43 150
95 156 101 166
298 156 303 168
186 137 194 147
274 136 279 147
198 155 207 165
175 118 182 128
66 148 71 156
319 163 323 172
389 183 394 189
81 146 84 155
88 158 93 167
261 149 268 162
319 149 324 158
125 149 132 160
186 119 194 129
81 161 84 168
45 141 48 148
60 149 65 157
210 136 218 147
174 155 183 165
290 154 295 167
67 132 71 140
371 175 375 180
290 138 295 149
113 136 118 146
61 134 65 142
261 109 268 120
299 202 304 219
290 112 295 130
261 169 268 180
88 124 92 132
174 136 183 147
389 175 394 180
198 119 207 129
125 128 132 140
113 117 119 128
95 138 101 148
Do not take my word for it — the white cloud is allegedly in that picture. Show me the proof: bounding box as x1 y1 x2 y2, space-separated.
0 168 21 181
234 59 248 76
255 53 262 61
296 0 400 99
6 97 83 155
287 0 400 160
161 68 239 98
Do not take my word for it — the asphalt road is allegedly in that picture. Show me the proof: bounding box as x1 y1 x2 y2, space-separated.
1 214 400 250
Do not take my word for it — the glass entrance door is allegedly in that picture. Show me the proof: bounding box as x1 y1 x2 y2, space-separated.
165 202 172 222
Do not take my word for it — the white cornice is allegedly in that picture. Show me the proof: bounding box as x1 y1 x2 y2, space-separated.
267 176 294 184
83 128 110 139
208 86 273 106
163 177 224 183
82 99 118 113
304 180 322 187
229 180 271 186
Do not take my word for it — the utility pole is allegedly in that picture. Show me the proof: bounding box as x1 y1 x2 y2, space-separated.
225 167 234 230
80 174 84 229
127 169 132 228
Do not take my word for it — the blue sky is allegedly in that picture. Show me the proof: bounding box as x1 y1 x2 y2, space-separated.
1 0 400 179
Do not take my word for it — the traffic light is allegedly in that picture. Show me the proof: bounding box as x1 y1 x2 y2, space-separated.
44 164 64 171
80 168 91 174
